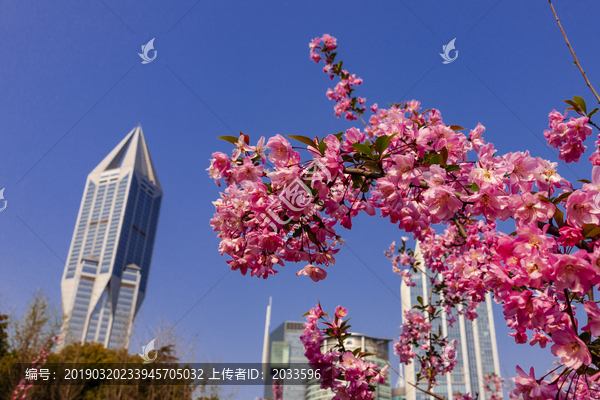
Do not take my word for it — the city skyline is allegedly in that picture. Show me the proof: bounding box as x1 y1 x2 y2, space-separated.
400 243 501 400
60 126 163 349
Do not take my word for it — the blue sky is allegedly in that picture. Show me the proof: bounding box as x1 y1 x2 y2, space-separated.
1 0 600 398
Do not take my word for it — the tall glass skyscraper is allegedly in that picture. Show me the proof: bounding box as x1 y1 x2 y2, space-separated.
400 242 500 400
59 126 162 349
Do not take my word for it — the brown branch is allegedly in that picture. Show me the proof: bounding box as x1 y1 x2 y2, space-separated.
564 289 579 334
549 0 600 103
343 167 383 179
453 217 468 239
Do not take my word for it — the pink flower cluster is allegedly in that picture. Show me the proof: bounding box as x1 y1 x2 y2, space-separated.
300 304 388 400
544 110 592 163
12 334 60 400
310 34 365 120
208 34 600 399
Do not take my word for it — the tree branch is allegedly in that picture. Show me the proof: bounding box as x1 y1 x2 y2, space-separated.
549 0 600 103
343 167 383 179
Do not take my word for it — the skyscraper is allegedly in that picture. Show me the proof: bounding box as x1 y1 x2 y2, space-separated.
264 320 307 400
400 242 501 400
60 126 162 349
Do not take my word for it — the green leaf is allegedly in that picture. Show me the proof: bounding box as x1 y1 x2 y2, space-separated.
375 135 391 155
580 331 592 343
573 96 587 114
352 143 373 155
554 208 565 229
588 108 599 118
555 191 573 203
286 135 319 150
577 179 592 184
318 141 327 155
417 296 424 306
334 131 344 140
429 154 442 165
217 135 240 145
440 147 448 165
582 224 598 237
301 311 311 318
469 182 480 192
564 99 580 111
363 161 382 173
443 165 462 172
585 226 600 238
538 195 551 203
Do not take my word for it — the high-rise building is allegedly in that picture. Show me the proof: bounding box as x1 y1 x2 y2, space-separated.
400 242 501 400
60 126 162 349
263 320 307 400
261 304 392 400
305 333 392 400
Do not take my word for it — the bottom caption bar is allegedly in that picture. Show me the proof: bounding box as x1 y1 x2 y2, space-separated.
14 363 330 386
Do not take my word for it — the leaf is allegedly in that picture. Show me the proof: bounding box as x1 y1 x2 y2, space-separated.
318 141 327 155
448 125 465 131
589 108 599 118
301 311 311 318
538 195 551 203
217 135 240 145
352 143 373 155
554 208 565 229
577 179 592 184
573 96 587 114
586 226 600 238
440 147 448 165
375 135 391 155
469 182 480 192
287 135 319 150
444 165 462 172
304 226 320 246
334 131 344 140
363 161 382 173
564 99 580 111
580 331 592 343
555 191 573 203
429 154 442 165
417 296 424 306
581 224 598 237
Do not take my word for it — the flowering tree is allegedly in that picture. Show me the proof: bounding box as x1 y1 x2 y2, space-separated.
208 4 600 400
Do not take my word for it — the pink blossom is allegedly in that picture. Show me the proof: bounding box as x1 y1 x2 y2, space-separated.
582 301 600 337
550 329 591 369
556 226 584 247
513 366 557 400
296 264 328 282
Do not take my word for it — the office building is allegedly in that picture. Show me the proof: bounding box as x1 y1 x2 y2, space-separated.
59 126 162 349
400 242 501 400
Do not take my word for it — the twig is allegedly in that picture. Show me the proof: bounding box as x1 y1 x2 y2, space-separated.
549 0 600 103
564 289 578 333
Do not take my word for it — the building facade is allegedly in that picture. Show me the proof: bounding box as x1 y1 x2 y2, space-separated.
400 243 501 400
262 317 392 400
305 334 392 400
264 321 308 400
60 126 162 349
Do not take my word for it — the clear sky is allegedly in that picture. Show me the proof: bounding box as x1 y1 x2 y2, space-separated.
1 0 600 398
